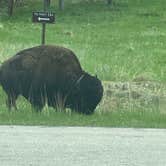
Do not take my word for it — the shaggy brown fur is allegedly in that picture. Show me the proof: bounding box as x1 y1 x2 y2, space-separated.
0 45 103 114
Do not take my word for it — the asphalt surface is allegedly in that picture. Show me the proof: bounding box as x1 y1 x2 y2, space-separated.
0 126 166 166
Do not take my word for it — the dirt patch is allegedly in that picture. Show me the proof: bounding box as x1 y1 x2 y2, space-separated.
99 81 166 113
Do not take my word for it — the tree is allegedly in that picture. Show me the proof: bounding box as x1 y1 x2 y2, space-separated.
7 0 24 16
59 0 64 10
45 0 51 8
8 0 14 16
5 0 111 16
107 0 112 5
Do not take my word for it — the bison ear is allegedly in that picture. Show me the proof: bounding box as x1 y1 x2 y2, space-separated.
95 74 98 79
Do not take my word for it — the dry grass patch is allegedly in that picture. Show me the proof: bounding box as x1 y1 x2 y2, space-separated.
100 81 166 113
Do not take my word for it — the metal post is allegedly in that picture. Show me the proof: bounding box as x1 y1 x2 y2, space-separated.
41 0 47 45
41 23 46 45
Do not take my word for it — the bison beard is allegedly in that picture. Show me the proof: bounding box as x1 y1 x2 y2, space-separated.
0 45 103 114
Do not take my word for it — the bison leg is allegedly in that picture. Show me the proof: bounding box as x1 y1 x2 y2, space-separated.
6 93 18 110
31 102 44 112
28 80 46 112
47 93 67 111
29 94 45 112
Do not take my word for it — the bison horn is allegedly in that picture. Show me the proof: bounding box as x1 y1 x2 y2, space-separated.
76 74 85 86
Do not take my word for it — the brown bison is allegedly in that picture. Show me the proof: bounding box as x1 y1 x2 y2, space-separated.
0 45 103 114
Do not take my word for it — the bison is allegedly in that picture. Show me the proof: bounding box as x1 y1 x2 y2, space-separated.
0 45 103 114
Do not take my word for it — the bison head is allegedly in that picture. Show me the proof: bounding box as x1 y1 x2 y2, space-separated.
71 72 103 115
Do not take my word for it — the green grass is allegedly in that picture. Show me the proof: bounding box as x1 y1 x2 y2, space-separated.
0 108 166 128
0 0 166 127
0 0 165 81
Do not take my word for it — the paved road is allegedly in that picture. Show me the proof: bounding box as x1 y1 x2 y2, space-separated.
0 126 166 166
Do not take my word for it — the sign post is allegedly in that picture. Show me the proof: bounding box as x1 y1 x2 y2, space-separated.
42 0 46 45
32 0 55 45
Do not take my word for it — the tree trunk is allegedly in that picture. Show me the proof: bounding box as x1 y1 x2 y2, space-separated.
46 0 50 7
8 0 14 16
107 0 112 5
59 0 64 10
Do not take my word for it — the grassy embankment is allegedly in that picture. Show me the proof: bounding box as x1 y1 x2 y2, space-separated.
0 0 165 127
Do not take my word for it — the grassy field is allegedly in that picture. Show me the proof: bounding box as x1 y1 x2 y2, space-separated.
0 108 166 128
0 0 166 127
